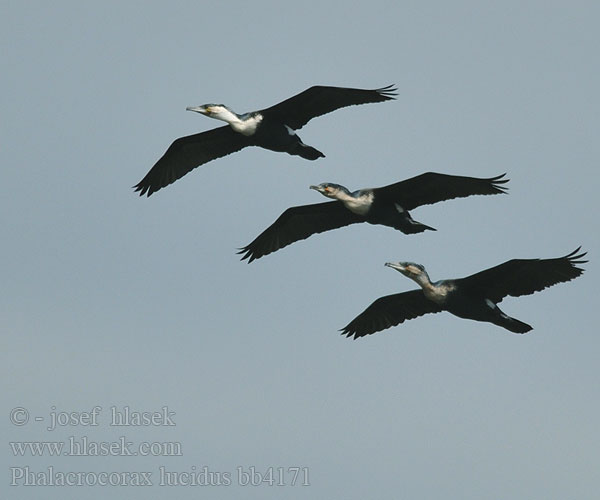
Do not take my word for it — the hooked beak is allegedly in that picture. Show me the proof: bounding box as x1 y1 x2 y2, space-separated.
186 105 209 114
385 262 406 272
309 185 327 194
310 184 336 196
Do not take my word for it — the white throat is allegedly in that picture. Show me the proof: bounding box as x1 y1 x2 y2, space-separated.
337 189 374 216
420 278 456 304
212 108 262 136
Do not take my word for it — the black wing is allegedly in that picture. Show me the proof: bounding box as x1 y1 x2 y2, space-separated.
239 201 362 263
341 290 443 339
456 247 587 303
260 85 397 130
134 126 251 196
374 172 508 210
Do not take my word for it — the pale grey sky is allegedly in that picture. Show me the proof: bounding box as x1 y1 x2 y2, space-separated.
2 1 598 499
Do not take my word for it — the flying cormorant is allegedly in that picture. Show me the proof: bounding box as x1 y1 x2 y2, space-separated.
134 85 396 196
239 172 509 262
341 248 587 338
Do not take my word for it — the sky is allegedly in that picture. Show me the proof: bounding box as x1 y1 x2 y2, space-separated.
1 1 598 498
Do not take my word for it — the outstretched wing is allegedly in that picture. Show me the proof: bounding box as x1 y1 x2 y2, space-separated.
134 126 251 196
239 201 362 263
456 247 587 303
374 172 508 210
341 290 443 339
261 85 397 130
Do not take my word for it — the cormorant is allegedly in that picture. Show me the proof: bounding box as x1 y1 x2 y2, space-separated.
341 248 587 338
134 85 396 196
239 172 509 262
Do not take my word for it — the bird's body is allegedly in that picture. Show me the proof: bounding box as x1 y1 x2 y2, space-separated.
239 172 509 262
310 183 436 233
325 186 375 216
243 115 322 159
341 248 587 338
134 85 396 196
439 284 532 333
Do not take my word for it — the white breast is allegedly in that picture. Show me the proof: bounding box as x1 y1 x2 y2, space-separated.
423 282 456 304
342 191 374 216
230 114 263 136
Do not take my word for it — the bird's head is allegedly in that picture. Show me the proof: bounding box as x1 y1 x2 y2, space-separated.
385 261 428 281
186 104 234 121
309 183 348 200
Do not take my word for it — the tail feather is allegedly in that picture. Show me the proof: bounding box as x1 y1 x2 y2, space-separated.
389 213 436 234
400 222 436 234
495 315 533 334
294 144 325 160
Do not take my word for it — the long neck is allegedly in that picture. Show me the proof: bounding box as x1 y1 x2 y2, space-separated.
211 107 242 125
330 186 354 203
412 273 455 304
411 271 434 290
335 188 374 216
215 109 262 136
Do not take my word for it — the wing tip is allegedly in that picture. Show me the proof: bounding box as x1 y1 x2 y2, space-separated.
491 172 509 183
484 173 510 194
376 84 398 100
339 326 362 340
132 180 158 197
237 246 258 264
565 246 588 267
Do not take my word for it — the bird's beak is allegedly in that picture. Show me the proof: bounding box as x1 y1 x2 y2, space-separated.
385 262 406 272
186 105 208 114
310 185 327 194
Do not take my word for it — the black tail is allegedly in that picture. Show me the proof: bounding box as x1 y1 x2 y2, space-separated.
399 222 436 234
493 314 533 334
290 142 325 160
391 213 436 234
